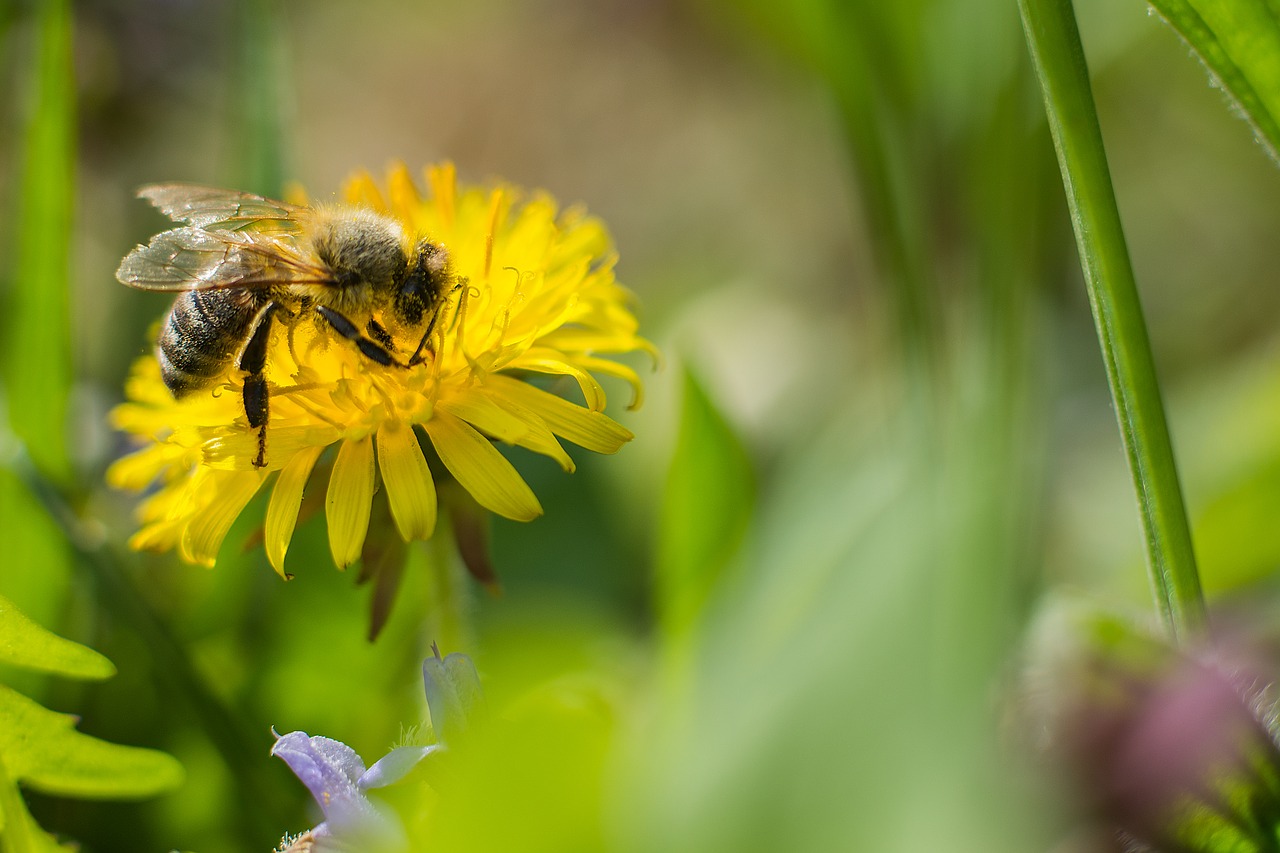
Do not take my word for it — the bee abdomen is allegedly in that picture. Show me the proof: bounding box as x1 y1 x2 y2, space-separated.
158 290 263 397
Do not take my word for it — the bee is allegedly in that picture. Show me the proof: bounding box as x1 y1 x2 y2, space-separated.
116 184 452 468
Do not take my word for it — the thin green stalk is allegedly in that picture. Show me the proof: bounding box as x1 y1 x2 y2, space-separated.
424 489 475 655
1018 0 1206 639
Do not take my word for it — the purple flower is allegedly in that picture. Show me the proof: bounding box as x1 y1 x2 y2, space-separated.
271 732 437 851
1029 613 1280 852
272 649 484 849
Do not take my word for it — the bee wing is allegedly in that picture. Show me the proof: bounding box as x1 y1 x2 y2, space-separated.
137 184 307 233
116 227 335 292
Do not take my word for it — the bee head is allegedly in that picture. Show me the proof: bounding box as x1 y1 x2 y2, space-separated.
394 240 449 327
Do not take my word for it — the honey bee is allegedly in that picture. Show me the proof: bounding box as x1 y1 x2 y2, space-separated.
116 184 452 468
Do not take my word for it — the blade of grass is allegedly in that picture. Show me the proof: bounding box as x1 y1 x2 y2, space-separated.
728 0 937 366
5 0 75 483
1018 0 1206 638
233 0 289 196
656 367 754 643
0 0 77 668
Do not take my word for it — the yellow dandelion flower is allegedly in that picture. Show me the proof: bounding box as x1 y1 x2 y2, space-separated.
108 163 652 579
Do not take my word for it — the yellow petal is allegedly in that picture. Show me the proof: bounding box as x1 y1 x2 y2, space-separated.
282 181 310 206
484 375 633 454
180 470 266 567
342 170 387 211
386 162 421 224
135 482 185 524
327 434 375 569
264 445 324 578
425 162 457 229
547 212 610 266
573 355 645 410
106 444 184 490
376 420 437 541
445 390 574 472
438 391 531 444
424 409 542 522
204 425 341 471
505 350 606 411
535 328 653 356
129 518 184 554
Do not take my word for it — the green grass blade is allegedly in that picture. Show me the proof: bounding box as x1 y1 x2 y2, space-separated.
4 0 75 482
1019 0 1206 638
1147 0 1280 163
233 0 289 196
725 0 937 361
656 368 755 643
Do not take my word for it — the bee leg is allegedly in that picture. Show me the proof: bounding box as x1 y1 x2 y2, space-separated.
240 304 277 469
314 305 400 367
408 281 465 366
366 319 395 351
407 310 441 366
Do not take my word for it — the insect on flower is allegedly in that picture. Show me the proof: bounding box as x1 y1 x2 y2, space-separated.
116 184 456 469
109 164 653 580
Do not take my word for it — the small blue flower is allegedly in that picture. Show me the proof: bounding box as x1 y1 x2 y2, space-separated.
272 648 485 850
271 731 437 851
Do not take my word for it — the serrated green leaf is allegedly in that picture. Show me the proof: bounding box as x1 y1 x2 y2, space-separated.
1147 0 1280 163
0 684 183 799
656 368 755 638
0 594 113 680
0 587 181 848
0 771 73 852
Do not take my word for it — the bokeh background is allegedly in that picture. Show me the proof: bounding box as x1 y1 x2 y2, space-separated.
5 0 1280 850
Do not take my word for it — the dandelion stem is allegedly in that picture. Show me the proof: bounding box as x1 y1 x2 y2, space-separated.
1018 0 1206 639
423 491 475 655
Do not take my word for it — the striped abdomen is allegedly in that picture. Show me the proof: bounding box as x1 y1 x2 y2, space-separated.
157 289 265 397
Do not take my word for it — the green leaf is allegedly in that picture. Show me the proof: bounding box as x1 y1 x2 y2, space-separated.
3 0 75 482
656 368 755 638
0 772 72 852
0 598 182 848
631 356 1053 853
422 648 485 745
0 593 113 680
1147 0 1280 164
0 684 183 799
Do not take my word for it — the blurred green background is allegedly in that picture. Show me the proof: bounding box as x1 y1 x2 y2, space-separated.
4 0 1280 850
